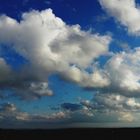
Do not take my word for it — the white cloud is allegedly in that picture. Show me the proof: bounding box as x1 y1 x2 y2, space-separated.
62 66 110 88
0 9 111 70
82 69 110 88
29 82 53 97
62 46 140 93
105 48 140 96
118 112 134 122
0 8 111 99
99 0 140 35
94 93 140 111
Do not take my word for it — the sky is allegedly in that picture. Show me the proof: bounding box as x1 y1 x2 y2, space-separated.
1 0 140 128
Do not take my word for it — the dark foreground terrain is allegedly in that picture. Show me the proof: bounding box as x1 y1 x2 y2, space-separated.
0 128 140 139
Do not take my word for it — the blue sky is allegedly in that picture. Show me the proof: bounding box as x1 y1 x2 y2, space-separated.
1 0 140 128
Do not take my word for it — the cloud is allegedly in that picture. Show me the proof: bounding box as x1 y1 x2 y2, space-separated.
81 94 140 113
0 102 69 126
118 112 134 122
60 45 140 96
0 102 94 128
0 58 12 83
13 81 53 100
0 8 111 99
0 100 138 128
80 93 140 122
79 47 140 98
104 48 140 96
0 102 29 121
1 7 139 125
0 9 111 70
62 66 110 88
99 0 140 35
94 94 140 111
1 4 140 127
79 47 140 121
27 82 53 97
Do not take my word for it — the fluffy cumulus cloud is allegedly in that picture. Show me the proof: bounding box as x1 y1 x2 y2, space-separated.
60 46 140 98
0 8 111 99
0 8 111 70
104 48 140 96
77 47 140 122
62 66 110 88
73 47 140 98
99 0 140 35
